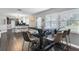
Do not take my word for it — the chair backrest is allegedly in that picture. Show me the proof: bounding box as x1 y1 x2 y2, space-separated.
62 30 67 38
67 29 70 35
54 32 63 43
54 29 57 34
22 31 31 42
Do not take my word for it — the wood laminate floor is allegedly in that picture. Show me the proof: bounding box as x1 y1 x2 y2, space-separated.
0 30 79 51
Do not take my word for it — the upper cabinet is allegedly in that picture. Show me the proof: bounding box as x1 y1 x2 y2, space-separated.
29 16 36 27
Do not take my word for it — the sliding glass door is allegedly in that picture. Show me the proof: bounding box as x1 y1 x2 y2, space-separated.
44 15 58 30
36 17 42 29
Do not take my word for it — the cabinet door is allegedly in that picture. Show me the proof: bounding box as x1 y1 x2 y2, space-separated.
29 16 36 27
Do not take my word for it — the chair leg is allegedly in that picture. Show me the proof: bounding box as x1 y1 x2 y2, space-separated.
22 41 25 51
29 42 32 51
64 37 69 51
68 35 71 50
28 42 30 51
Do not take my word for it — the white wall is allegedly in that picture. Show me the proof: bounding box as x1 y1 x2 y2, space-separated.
0 15 7 33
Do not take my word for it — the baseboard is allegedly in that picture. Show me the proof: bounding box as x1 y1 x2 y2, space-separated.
62 41 79 50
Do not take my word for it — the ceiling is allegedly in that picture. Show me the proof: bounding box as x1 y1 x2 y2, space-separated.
34 8 76 16
0 8 76 17
0 8 50 16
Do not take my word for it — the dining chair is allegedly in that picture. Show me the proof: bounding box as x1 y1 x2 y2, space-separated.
62 30 70 50
22 31 39 51
43 32 64 51
67 29 71 50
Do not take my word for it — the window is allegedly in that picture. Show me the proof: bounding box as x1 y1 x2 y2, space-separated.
36 17 42 28
44 16 51 29
44 15 58 30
